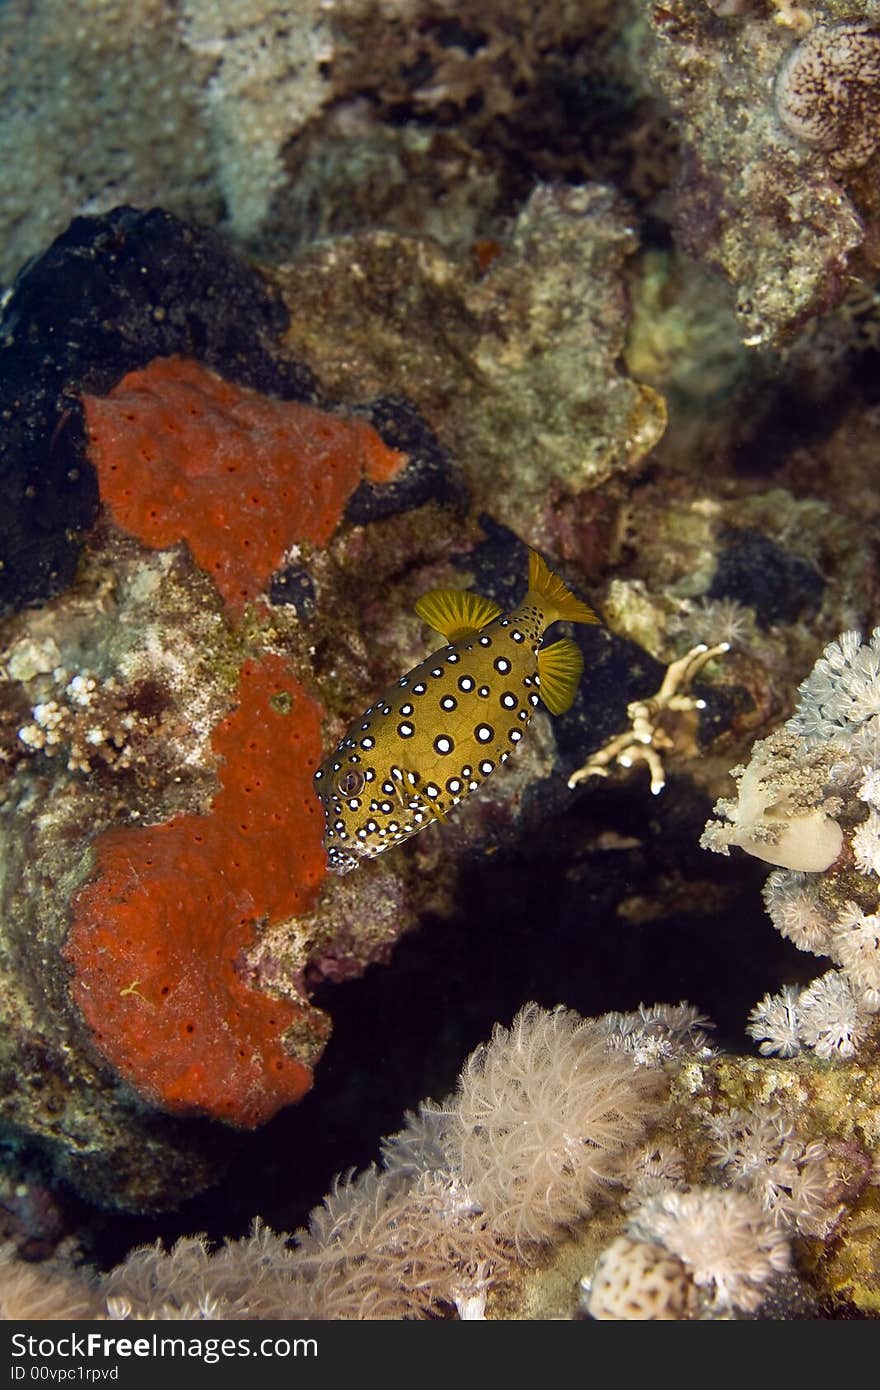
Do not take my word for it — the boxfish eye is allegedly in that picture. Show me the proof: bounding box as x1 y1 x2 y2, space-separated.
337 769 365 796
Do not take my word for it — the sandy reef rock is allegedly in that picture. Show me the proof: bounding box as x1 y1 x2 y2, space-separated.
638 0 878 345
0 0 623 286
278 184 666 540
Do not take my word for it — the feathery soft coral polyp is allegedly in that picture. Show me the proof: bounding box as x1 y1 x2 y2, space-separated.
82 356 407 610
64 656 327 1128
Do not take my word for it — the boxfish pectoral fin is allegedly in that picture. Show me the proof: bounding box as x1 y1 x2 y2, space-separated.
420 791 449 823
537 637 585 715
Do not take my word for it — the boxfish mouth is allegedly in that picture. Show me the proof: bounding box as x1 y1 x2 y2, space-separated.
326 844 360 875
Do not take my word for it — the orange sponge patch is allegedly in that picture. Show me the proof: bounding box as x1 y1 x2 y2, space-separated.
64 655 327 1128
82 356 407 609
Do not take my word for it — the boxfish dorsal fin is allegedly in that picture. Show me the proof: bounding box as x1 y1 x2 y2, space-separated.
537 637 584 715
414 587 502 642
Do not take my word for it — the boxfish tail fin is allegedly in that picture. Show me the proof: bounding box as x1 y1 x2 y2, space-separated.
414 588 502 643
527 549 599 627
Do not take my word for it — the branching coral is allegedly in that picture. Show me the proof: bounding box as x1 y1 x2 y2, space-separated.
569 642 730 795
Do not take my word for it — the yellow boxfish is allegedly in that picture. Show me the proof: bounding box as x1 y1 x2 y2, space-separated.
315 550 599 874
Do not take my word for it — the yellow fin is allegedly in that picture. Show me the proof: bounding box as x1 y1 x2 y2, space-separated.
537 638 584 715
421 791 449 823
414 587 502 643
527 550 599 626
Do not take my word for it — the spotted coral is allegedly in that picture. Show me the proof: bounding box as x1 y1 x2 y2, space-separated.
585 1234 696 1320
774 20 880 170
83 355 407 612
64 655 328 1128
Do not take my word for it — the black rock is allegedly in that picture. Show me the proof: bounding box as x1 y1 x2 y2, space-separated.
0 205 317 616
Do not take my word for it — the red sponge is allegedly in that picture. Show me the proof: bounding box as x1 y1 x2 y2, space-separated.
83 356 407 610
65 656 328 1128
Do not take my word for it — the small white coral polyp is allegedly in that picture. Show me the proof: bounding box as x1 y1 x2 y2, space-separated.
761 869 834 954
706 1105 843 1239
747 984 802 1058
628 1189 790 1315
851 810 880 877
831 903 880 1009
450 1003 663 1252
788 628 880 745
797 970 871 1059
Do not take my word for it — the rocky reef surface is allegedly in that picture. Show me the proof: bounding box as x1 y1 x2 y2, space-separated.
1 0 879 1319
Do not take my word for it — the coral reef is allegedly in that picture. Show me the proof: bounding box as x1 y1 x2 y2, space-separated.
0 0 629 283
638 0 875 345
0 206 469 1205
0 205 313 616
0 1003 665 1319
2 0 880 1325
2 999 875 1319
276 182 667 538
